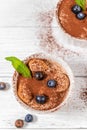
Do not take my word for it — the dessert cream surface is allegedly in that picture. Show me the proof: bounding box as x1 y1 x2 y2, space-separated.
58 0 87 39
17 58 70 110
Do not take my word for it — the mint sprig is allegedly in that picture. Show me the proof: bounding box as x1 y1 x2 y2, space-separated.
5 56 31 78
75 0 86 10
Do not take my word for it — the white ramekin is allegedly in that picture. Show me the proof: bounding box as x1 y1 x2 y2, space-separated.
52 0 87 53
13 53 74 114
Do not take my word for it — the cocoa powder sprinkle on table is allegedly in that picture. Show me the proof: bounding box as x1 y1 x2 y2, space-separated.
80 88 87 106
36 10 79 58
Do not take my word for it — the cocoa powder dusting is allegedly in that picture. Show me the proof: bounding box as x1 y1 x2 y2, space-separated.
80 88 87 106
17 58 70 111
37 10 79 59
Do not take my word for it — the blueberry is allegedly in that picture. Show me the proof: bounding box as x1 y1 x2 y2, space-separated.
36 95 47 104
47 80 57 88
0 82 6 90
76 12 86 20
34 71 44 80
25 114 33 122
71 5 82 14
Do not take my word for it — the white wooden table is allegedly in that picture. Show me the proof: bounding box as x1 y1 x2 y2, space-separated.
0 0 87 129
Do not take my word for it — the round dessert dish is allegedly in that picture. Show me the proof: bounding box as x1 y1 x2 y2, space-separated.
58 0 87 39
52 0 87 52
13 53 74 113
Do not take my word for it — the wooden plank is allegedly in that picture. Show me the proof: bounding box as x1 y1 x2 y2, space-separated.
0 40 87 77
0 27 86 77
1 129 86 130
0 28 38 42
0 77 87 128
0 0 58 27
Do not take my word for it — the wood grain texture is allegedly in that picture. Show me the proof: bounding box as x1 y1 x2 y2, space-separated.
1 129 86 130
0 0 58 27
0 0 87 129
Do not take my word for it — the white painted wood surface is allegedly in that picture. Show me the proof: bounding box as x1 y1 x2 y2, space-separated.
0 0 87 129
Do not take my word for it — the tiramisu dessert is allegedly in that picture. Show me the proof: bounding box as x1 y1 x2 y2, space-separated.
57 0 87 39
6 54 71 111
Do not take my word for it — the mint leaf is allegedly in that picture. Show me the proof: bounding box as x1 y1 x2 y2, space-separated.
75 0 86 10
5 56 31 78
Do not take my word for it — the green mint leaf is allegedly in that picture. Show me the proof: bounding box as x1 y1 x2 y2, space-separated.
5 56 31 78
75 0 86 10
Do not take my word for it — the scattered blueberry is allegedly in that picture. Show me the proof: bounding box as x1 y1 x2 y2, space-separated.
47 80 57 88
25 114 33 122
76 12 86 20
36 95 47 104
71 5 82 14
15 119 24 128
0 82 6 90
34 71 44 80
